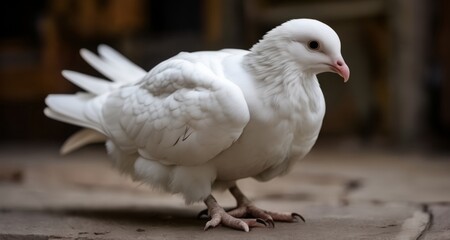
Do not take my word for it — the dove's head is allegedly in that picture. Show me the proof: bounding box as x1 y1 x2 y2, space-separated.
259 19 350 82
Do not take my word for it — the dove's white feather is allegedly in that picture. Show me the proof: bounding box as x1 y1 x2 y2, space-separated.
80 48 144 83
97 44 147 78
45 19 349 203
44 108 95 131
51 46 147 154
60 128 106 155
45 93 104 133
62 70 119 95
102 52 250 166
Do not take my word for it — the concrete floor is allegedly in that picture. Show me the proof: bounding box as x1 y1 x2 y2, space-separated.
0 142 449 239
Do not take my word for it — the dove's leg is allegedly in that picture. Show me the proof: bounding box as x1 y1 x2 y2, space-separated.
227 185 305 226
203 195 268 232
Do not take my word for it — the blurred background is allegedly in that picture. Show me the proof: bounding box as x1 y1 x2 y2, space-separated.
0 0 449 152
1 1 450 238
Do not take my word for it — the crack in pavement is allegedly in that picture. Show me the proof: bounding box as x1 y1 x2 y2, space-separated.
395 204 432 240
416 204 434 240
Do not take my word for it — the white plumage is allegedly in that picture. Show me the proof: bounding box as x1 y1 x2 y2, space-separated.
45 19 349 231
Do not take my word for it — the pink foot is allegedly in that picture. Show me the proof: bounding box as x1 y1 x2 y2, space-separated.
203 195 269 232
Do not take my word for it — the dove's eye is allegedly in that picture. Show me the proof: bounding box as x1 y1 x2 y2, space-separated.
308 40 320 50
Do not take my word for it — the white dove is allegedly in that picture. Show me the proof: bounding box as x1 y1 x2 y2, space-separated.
45 19 349 232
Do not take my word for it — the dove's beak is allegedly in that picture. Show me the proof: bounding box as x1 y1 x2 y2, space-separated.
331 60 350 82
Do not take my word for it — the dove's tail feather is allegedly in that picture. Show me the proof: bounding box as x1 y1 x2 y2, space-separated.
62 70 117 95
79 44 146 84
44 93 105 133
60 128 107 155
64 45 147 94
44 45 146 154
44 93 107 154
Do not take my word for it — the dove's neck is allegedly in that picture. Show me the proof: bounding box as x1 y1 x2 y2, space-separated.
243 42 324 117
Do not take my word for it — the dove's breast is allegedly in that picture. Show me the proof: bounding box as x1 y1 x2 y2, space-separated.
211 55 325 182
211 102 324 182
210 116 296 181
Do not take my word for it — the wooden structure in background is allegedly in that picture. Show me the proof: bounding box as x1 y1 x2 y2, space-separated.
0 0 448 146
0 0 147 140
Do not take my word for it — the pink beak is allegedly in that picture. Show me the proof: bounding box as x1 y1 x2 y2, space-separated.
332 60 350 82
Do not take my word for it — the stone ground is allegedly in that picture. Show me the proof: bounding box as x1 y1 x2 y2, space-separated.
0 142 449 240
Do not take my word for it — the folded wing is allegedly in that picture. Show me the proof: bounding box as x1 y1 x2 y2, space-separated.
103 54 250 166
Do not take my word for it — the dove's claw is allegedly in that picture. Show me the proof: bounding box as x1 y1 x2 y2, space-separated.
202 187 306 232
292 213 306 223
228 185 306 224
197 209 209 219
266 219 275 228
256 218 269 227
204 195 266 232
257 210 306 223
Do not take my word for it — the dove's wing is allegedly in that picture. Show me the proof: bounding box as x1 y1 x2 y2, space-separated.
103 54 250 166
